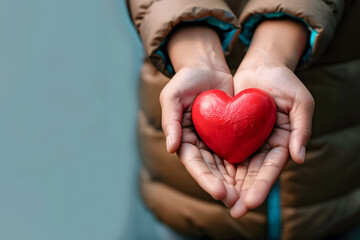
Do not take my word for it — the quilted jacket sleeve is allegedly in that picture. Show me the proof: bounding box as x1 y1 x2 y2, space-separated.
238 0 346 67
126 0 239 77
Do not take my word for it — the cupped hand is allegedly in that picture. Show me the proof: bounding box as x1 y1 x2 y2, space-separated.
229 64 315 217
160 66 240 207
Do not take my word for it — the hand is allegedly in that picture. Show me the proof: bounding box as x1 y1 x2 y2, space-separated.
160 67 240 206
160 26 239 207
230 64 314 217
229 20 314 218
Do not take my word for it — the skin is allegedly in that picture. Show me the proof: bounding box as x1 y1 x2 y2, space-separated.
159 20 315 218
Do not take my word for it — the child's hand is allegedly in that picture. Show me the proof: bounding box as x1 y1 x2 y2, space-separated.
230 20 314 218
160 26 239 207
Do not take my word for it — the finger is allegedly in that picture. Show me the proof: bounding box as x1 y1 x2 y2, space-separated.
230 193 249 218
200 150 238 206
275 112 291 132
234 160 249 191
230 159 251 218
214 154 235 185
178 143 226 200
159 86 183 153
224 160 236 178
221 183 239 207
241 153 266 191
243 146 289 210
230 153 266 218
200 150 226 181
289 91 315 164
181 111 193 128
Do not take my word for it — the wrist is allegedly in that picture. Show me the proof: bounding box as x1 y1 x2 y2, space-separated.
238 19 308 72
167 26 230 74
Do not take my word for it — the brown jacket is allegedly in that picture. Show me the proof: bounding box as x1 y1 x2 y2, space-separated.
127 0 360 239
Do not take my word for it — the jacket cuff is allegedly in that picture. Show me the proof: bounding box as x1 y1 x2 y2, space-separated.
136 0 239 78
238 0 345 68
239 12 317 65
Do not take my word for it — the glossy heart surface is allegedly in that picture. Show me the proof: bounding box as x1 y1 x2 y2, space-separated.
192 88 276 164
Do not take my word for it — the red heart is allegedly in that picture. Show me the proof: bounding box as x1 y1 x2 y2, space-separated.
192 88 276 164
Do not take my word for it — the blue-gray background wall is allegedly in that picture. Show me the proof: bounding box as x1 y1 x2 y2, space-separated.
0 0 157 239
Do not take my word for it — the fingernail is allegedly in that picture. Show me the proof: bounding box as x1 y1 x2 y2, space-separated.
166 135 173 151
298 146 306 162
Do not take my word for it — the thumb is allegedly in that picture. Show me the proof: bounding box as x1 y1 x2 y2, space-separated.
289 91 315 164
159 85 183 153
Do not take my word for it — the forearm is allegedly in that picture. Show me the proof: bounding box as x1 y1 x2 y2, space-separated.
238 19 308 72
167 26 230 74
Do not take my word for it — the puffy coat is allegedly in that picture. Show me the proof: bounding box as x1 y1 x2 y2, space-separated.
126 0 360 239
